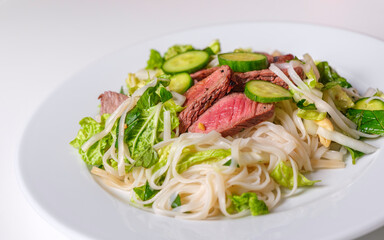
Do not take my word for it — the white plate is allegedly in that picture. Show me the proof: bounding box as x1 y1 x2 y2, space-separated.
16 22 384 240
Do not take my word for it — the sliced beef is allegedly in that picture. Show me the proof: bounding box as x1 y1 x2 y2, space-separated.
98 91 128 115
263 53 294 64
189 93 274 137
190 54 295 82
190 66 220 82
231 67 304 92
179 65 235 133
272 54 294 63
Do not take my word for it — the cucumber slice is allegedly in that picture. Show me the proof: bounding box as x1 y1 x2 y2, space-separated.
168 73 193 94
353 97 384 110
162 50 210 74
244 80 292 103
218 52 268 72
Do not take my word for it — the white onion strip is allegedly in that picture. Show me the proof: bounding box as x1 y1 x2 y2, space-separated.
270 63 363 139
317 127 377 154
81 97 136 152
171 91 186 106
163 110 171 141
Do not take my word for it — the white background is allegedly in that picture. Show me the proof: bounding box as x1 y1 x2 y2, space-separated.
2 0 384 239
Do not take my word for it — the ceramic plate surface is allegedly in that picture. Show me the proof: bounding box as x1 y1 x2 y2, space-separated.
17 22 384 240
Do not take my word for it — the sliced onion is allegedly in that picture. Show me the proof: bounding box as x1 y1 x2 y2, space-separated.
274 62 290 70
303 53 320 80
365 96 384 103
343 87 361 100
207 55 219 68
163 110 171 141
135 68 158 80
317 127 377 154
131 79 157 98
171 91 186 106
363 87 377 97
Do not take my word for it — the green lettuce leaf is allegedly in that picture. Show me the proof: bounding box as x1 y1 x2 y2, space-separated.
374 89 384 98
304 68 323 89
234 48 253 53
324 85 354 112
146 49 164 70
70 114 116 166
270 161 320 189
158 99 184 133
316 61 352 89
346 109 384 135
133 181 159 201
152 143 173 174
204 39 221 55
296 109 327 121
228 192 269 216
164 44 194 60
124 83 182 168
176 147 231 173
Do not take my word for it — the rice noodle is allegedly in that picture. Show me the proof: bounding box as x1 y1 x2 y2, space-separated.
90 96 372 220
81 97 137 152
84 55 380 220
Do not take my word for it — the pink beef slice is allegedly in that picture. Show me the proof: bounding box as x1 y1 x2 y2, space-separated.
189 93 275 137
98 91 128 115
179 65 235 133
231 67 304 92
190 54 295 82
190 66 220 82
261 53 295 65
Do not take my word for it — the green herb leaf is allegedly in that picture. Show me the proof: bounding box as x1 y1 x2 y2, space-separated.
346 109 384 135
157 86 173 103
171 194 181 208
316 61 352 89
296 99 317 110
135 85 160 109
344 146 365 165
133 181 159 201
146 49 164 70
223 159 239 168
157 74 172 87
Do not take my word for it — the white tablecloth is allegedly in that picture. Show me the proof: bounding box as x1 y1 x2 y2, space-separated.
2 0 384 239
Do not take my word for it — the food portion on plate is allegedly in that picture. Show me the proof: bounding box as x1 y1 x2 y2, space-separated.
70 40 383 220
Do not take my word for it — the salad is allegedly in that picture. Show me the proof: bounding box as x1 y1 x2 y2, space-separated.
71 40 382 220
